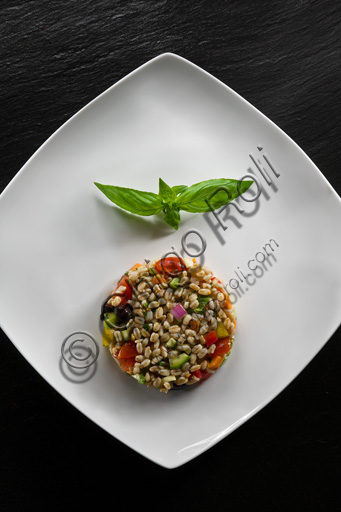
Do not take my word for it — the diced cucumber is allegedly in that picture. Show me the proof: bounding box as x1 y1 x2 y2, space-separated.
121 329 131 342
216 322 229 339
169 353 190 369
166 337 177 348
104 312 119 329
169 278 180 289
161 376 176 384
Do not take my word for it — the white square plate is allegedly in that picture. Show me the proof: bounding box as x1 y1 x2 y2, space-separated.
1 53 340 468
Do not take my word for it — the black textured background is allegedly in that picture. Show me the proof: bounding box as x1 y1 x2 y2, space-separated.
1 1 340 510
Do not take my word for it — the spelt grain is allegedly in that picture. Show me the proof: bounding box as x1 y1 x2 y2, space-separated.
197 348 208 359
155 307 163 319
153 377 162 388
190 353 197 365
150 332 159 343
169 325 181 334
159 369 170 376
182 314 192 326
145 310 153 322
114 331 122 342
133 328 141 339
192 344 203 354
111 296 122 306
199 288 211 295
153 321 161 332
190 364 201 372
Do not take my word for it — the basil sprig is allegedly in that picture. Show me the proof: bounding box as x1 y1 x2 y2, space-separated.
94 177 253 230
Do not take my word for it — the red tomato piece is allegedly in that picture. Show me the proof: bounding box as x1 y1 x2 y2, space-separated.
213 338 232 357
118 357 136 373
193 369 204 379
205 330 218 347
118 341 138 360
193 369 212 381
155 257 186 277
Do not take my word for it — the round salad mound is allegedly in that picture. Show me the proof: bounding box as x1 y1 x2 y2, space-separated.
101 256 236 394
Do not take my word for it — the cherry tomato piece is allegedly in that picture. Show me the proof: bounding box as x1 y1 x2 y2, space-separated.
155 257 186 277
205 330 218 347
213 338 232 357
118 357 136 373
118 341 138 360
193 369 212 381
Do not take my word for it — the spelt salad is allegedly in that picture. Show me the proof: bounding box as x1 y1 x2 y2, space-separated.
101 256 236 394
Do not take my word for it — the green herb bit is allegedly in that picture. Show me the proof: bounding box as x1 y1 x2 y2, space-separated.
220 353 231 367
193 296 211 313
143 323 150 331
132 373 146 385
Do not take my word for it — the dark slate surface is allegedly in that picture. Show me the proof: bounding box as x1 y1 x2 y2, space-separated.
1 1 340 509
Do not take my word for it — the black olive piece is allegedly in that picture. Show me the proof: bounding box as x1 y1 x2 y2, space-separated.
115 303 134 324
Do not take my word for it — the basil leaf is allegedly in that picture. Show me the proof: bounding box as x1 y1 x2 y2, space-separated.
162 206 181 230
159 178 177 204
177 178 253 213
172 185 188 195
94 183 163 216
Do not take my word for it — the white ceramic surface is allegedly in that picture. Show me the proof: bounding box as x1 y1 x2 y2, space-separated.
1 53 340 468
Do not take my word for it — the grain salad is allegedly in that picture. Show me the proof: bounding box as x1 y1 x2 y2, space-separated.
101 256 236 393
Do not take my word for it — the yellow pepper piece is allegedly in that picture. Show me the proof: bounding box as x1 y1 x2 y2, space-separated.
103 323 114 346
216 322 229 339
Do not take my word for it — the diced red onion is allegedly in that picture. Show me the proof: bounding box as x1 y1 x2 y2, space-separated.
171 303 187 320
